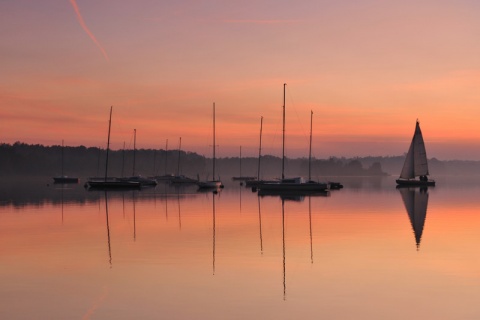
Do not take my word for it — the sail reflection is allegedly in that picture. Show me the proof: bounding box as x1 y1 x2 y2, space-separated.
398 187 429 250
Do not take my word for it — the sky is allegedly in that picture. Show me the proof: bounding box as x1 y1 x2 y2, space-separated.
1 0 480 160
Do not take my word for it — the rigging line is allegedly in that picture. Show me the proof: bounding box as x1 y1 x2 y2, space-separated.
286 86 311 152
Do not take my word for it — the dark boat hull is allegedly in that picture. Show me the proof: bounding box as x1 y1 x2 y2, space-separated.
257 181 329 192
86 180 142 190
396 179 435 187
53 177 79 184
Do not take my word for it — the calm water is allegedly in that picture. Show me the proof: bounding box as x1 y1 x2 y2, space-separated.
1 176 480 319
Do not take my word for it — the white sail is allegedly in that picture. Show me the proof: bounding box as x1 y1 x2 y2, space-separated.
399 121 429 179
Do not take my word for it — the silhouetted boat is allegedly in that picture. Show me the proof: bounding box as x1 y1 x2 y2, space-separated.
168 137 197 184
396 120 435 187
53 140 79 184
86 107 141 190
231 146 256 182
257 85 328 193
118 129 157 186
198 103 223 190
245 116 277 188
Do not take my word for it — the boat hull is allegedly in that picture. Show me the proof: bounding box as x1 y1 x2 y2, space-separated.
53 176 79 184
86 180 142 190
396 179 435 187
257 181 329 192
197 180 223 189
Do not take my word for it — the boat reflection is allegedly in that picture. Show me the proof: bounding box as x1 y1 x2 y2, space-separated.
398 187 429 250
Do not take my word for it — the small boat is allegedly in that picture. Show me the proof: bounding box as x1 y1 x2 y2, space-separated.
118 175 157 186
257 85 329 193
244 116 277 188
53 140 79 184
118 129 157 186
396 120 435 187
231 146 256 182
168 137 197 184
198 103 223 190
87 178 141 190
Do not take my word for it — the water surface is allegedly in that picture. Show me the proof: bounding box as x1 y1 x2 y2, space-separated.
1 176 480 319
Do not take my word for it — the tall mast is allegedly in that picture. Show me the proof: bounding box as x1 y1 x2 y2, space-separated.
121 141 125 177
213 103 216 180
309 110 313 181
165 139 168 175
257 116 263 181
61 139 64 176
282 83 286 180
177 137 182 176
132 129 136 176
239 146 242 177
105 106 113 182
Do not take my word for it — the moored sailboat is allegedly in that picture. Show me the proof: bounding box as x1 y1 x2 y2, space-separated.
396 121 435 187
256 84 329 193
53 140 79 184
197 103 223 190
86 107 141 190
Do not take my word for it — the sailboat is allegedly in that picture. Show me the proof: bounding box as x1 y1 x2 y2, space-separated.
53 140 79 183
245 116 277 189
257 84 329 193
119 129 158 186
86 107 141 190
231 146 255 182
396 120 435 187
198 103 223 189
169 137 198 184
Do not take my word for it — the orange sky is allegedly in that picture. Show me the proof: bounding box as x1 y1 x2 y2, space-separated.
1 0 480 159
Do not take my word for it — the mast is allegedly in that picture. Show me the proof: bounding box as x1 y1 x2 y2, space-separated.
165 139 168 175
104 106 113 182
257 116 263 181
177 137 182 176
239 146 242 178
282 83 286 180
213 103 216 180
61 139 64 177
121 141 125 177
309 110 313 181
132 129 136 176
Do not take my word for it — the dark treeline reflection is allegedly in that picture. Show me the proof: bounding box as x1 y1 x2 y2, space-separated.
0 177 198 208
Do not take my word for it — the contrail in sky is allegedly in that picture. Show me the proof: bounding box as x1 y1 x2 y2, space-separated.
69 0 109 62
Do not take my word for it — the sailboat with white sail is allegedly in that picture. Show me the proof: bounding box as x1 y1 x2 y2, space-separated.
257 84 329 193
197 103 223 189
396 120 435 187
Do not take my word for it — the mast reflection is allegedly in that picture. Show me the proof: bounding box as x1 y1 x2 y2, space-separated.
104 191 112 267
398 187 429 250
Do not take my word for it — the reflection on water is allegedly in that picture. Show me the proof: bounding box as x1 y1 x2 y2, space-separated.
398 187 429 250
2 176 480 319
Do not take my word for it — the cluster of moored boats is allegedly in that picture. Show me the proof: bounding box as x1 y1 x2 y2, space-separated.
54 84 435 192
